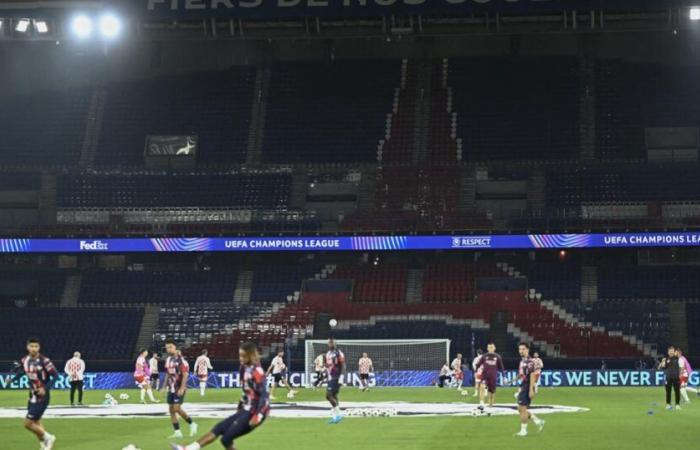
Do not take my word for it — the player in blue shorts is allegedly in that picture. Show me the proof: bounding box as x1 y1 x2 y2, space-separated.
164 339 198 439
13 337 58 450
515 342 545 437
172 342 270 450
325 337 345 424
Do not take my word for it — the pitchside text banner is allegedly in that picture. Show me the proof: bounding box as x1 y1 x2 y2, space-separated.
2 232 700 253
1 371 698 389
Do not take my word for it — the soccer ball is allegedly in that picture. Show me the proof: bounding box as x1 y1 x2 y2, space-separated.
119 393 130 400
329 319 338 327
286 391 296 400
460 390 470 396
122 445 140 450
470 409 481 417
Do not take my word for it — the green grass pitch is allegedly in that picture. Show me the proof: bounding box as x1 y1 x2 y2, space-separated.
1 387 699 450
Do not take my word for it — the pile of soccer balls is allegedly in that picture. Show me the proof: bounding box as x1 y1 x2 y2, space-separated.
345 407 398 417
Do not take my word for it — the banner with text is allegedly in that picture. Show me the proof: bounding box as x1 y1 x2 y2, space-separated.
2 232 700 253
1 370 698 390
135 0 694 20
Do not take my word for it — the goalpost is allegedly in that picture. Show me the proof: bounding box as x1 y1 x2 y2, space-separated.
304 339 451 387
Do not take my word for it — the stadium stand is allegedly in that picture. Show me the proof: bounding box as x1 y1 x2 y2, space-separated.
688 303 700 357
596 60 700 159
340 166 490 231
546 167 700 208
0 173 42 191
97 69 255 165
379 59 416 163
180 304 315 360
331 264 408 303
263 60 398 162
557 299 671 352
0 88 91 165
0 270 67 306
449 57 580 161
1 51 700 367
249 264 323 303
422 263 501 303
300 260 649 358
524 262 581 300
598 266 700 300
0 307 142 360
78 271 237 305
426 60 461 163
57 171 292 208
154 303 269 350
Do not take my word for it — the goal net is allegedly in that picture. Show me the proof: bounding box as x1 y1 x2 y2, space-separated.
304 339 451 387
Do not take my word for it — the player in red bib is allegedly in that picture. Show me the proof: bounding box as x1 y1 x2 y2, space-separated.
172 342 269 450
474 342 505 409
13 337 58 450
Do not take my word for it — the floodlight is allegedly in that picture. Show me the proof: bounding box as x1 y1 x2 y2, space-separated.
691 7 700 21
99 13 122 39
71 15 93 39
15 19 30 33
35 20 49 34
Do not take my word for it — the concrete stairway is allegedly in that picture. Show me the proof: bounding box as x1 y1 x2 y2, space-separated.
134 305 159 355
233 271 254 304
59 275 82 307
79 88 107 168
405 269 424 304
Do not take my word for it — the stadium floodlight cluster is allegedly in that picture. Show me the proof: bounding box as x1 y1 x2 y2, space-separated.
70 13 123 40
6 18 47 35
0 12 124 40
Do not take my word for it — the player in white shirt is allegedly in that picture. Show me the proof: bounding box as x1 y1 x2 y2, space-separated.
472 349 484 397
150 353 161 391
134 349 158 404
532 352 544 394
676 348 697 403
451 353 464 391
64 351 86 406
437 362 453 388
266 350 296 400
358 353 374 391
194 350 213 397
312 354 326 389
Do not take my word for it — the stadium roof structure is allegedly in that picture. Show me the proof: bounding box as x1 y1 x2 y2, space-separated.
2 0 700 40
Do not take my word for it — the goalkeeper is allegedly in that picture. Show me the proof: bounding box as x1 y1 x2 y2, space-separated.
312 354 326 389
